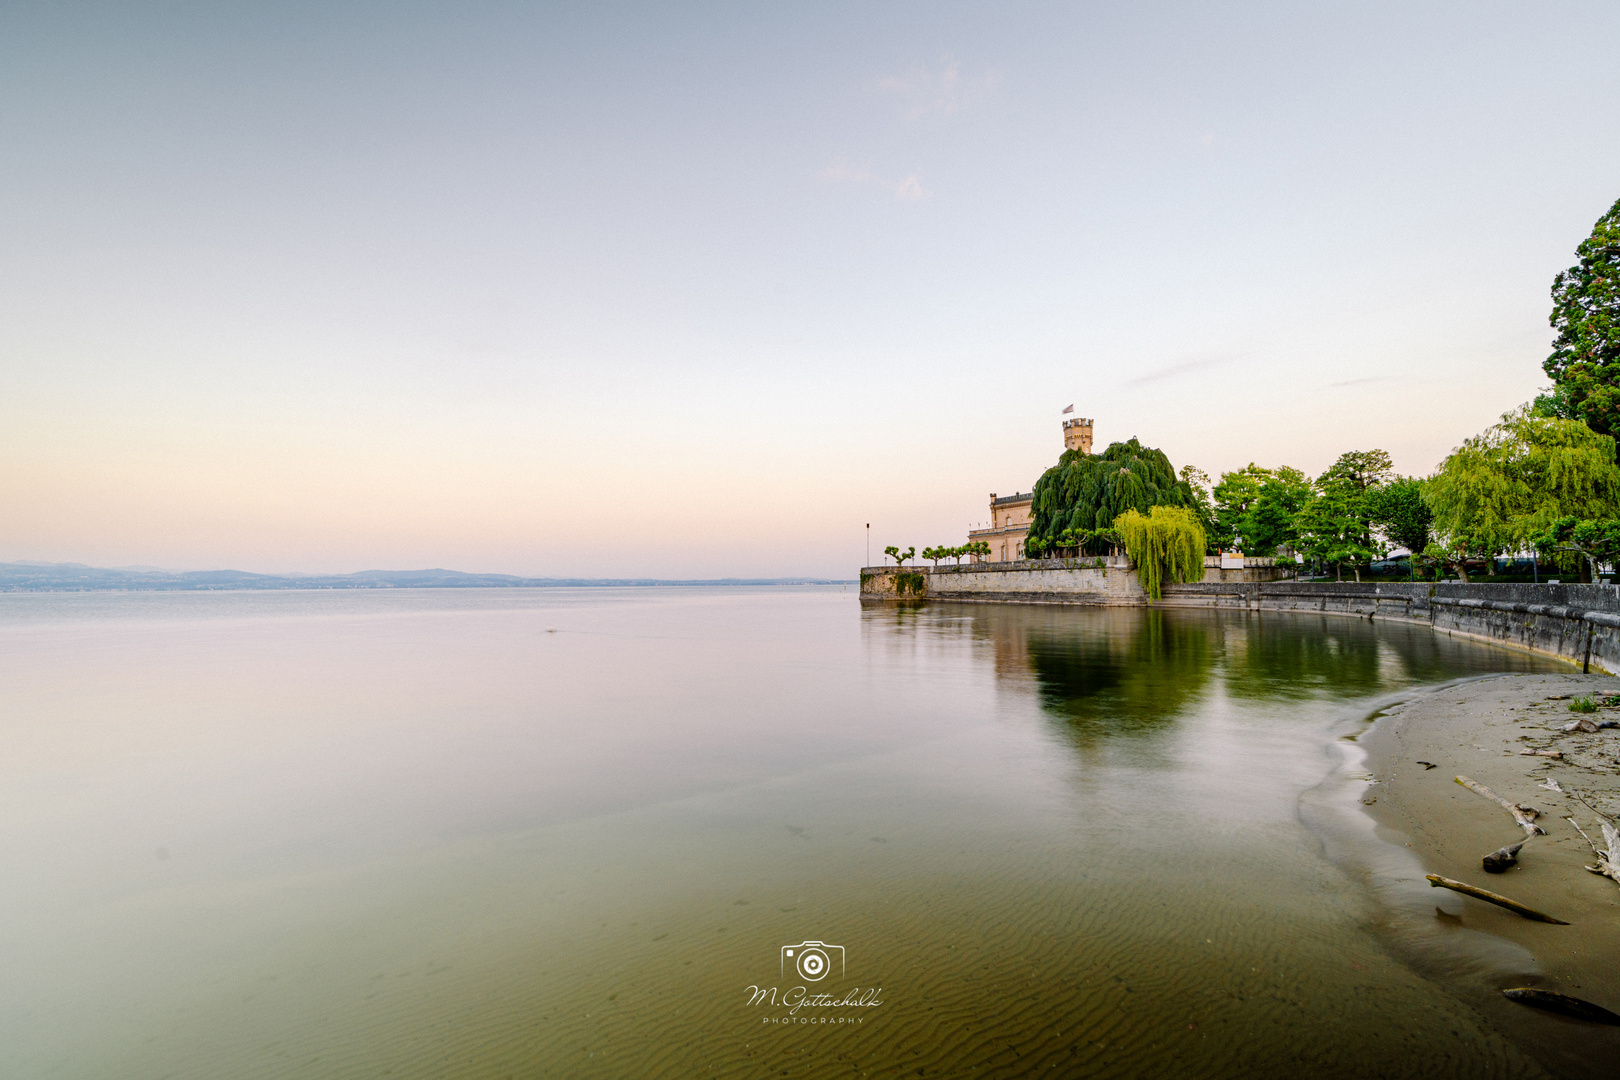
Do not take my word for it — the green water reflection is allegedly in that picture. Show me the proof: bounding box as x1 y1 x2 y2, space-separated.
958 603 1558 737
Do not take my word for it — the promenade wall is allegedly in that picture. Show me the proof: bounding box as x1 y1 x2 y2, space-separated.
1159 580 1620 674
860 565 1620 673
860 557 1145 605
860 558 1285 605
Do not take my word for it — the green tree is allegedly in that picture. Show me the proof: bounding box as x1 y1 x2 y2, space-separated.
1319 450 1394 493
1427 407 1620 560
1543 197 1620 436
1026 438 1196 554
1048 525 1122 557
1179 465 1217 537
1296 479 1380 580
1246 467 1313 554
883 545 915 567
1211 464 1271 550
1415 540 1472 583
1113 506 1206 600
1530 517 1620 583
1311 450 1394 556
1365 476 1431 555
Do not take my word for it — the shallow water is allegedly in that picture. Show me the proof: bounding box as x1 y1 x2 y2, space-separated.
0 588 1573 1078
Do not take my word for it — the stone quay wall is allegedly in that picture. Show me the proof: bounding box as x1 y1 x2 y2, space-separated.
859 557 1288 606
860 566 1620 673
859 557 1146 605
1159 580 1620 674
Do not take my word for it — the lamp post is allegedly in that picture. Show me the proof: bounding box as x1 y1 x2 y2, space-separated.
866 524 870 567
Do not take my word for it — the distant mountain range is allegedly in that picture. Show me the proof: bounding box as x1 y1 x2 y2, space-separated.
0 561 851 592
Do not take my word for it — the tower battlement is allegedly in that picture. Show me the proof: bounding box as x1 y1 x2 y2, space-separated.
1062 417 1094 455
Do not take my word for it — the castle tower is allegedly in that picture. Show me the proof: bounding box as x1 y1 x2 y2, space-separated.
1062 416 1094 455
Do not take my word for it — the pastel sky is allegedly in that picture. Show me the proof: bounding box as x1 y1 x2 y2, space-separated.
4 2 1619 578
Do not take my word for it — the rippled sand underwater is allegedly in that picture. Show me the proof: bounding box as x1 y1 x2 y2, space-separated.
0 588 1572 1078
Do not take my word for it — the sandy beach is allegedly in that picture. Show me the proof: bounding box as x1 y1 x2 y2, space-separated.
1360 671 1620 1076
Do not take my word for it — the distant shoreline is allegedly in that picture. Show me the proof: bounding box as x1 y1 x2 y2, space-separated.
0 561 852 592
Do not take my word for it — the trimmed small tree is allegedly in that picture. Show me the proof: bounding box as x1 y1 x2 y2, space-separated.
883 545 916 567
1531 516 1620 583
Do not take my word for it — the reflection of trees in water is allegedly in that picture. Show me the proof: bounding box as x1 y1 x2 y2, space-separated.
1020 608 1214 738
866 601 1563 750
1216 614 1387 700
1217 612 1556 700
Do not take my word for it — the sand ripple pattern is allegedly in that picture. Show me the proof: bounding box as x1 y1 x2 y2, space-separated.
119 861 1548 1080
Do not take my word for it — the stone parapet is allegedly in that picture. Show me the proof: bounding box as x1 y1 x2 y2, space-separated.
1158 581 1620 673
859 570 1620 672
859 558 1143 604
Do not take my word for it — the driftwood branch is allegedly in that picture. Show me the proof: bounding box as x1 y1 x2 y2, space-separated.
1455 775 1545 836
1502 988 1620 1025
1573 790 1616 824
1482 841 1524 874
1425 874 1569 923
1567 816 1620 888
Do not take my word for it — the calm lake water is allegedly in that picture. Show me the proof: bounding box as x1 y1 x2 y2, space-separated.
0 587 1572 1078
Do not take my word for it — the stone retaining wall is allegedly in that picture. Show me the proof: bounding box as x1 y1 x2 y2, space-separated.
859 558 1145 605
858 558 1285 605
860 567 1620 672
1160 581 1620 674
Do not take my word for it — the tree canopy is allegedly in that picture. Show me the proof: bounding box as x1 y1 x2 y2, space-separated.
1365 477 1431 555
1179 465 1216 536
1025 438 1196 554
1426 407 1620 557
1531 516 1620 583
1295 481 1379 580
1211 464 1269 549
1542 197 1620 436
1212 464 1313 554
1113 506 1206 600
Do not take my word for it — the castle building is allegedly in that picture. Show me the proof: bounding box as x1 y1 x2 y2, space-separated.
972 492 1034 562
1062 416 1094 455
968 417 1095 562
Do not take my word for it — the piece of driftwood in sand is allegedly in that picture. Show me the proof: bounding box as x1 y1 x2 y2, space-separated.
1424 874 1569 923
1518 748 1563 758
1455 775 1545 836
1502 988 1620 1025
1566 816 1620 888
1482 841 1525 874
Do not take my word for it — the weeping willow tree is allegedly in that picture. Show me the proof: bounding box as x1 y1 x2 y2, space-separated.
1427 406 1620 567
1025 438 1198 556
1113 506 1207 600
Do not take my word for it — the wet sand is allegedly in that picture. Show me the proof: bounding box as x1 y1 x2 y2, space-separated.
1360 672 1620 1077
